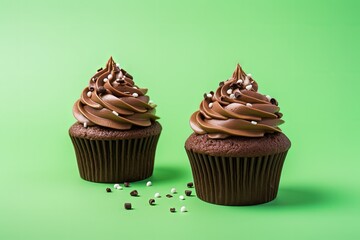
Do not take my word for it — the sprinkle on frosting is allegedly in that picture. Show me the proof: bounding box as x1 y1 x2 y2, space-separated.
73 57 159 130
189 63 284 138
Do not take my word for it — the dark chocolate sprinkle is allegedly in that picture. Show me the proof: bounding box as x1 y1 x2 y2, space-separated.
130 190 138 197
149 199 155 205
203 93 207 99
210 91 214 95
89 87 95 92
97 86 107 95
97 67 103 72
166 194 173 198
106 188 111 193
219 81 224 86
124 182 130 187
187 182 194 188
170 208 176 213
185 190 192 196
124 203 132 210
270 98 278 106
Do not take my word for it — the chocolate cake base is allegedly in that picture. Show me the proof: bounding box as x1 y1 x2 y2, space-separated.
69 122 162 183
185 133 291 206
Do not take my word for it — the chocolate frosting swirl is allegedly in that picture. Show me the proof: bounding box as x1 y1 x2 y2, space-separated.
190 64 284 139
73 57 159 130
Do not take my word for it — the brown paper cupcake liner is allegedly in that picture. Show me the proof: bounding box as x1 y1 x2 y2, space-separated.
70 134 160 183
185 150 288 205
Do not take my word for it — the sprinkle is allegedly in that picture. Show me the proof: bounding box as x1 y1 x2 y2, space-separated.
149 199 155 205
115 78 121 82
179 195 185 200
245 85 252 90
124 203 132 210
185 190 192 196
166 194 173 198
97 86 107 95
170 208 176 213
83 122 88 128
219 81 225 86
116 186 123 190
106 188 111 193
116 63 120 67
247 73 252 77
97 68 103 72
149 100 154 104
132 93 139 98
206 93 212 98
89 87 94 92
237 79 243 84
266 95 271 101
107 74 113 80
103 78 108 83
130 190 139 197
270 98 278 106
154 193 161 198
251 121 257 125
114 183 120 189
112 111 119 116
91 77 96 82
230 94 236 99
124 182 130 187
121 76 126 80
133 86 138 89
180 206 187 212
246 103 252 107
146 181 152 187
187 182 194 188
171 188 177 194
227 89 233 94
208 103 213 108
86 91 92 98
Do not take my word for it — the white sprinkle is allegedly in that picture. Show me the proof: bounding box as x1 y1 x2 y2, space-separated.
83 122 88 128
208 102 213 108
87 91 92 98
247 73 252 77
230 94 236 99
180 206 187 212
121 76 126 80
206 93 212 98
179 195 185 200
133 86 138 89
154 193 161 198
91 77 95 82
251 121 257 125
266 95 271 101
114 184 120 189
171 188 177 194
112 111 119 116
116 63 120 67
226 89 233 94
149 100 154 104
132 93 139 98
103 78 108 83
116 186 123 190
107 74 113 80
236 79 243 84
245 84 252 90
146 181 152 187
246 103 252 107
115 78 121 82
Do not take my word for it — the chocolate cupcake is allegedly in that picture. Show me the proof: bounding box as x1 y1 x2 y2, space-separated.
185 64 291 205
69 57 161 183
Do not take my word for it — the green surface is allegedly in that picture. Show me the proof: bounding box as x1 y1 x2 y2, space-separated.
1 0 359 239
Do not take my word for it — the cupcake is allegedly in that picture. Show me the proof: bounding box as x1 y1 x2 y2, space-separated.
185 64 291 205
69 57 161 183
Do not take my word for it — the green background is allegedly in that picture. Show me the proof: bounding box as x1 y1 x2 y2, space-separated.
1 0 359 239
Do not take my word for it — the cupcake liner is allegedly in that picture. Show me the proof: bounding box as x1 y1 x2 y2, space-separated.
185 150 288 205
70 134 160 183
